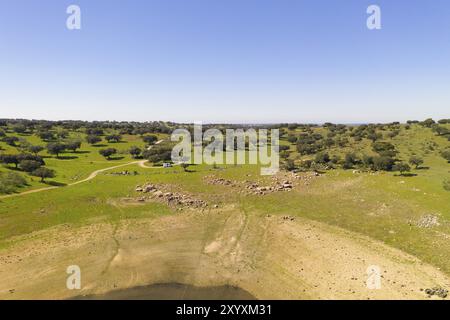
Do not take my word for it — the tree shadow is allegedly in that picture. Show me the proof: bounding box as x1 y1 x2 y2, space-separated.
108 156 125 161
44 181 67 187
416 166 430 170
56 156 79 160
93 144 108 148
395 173 418 177
74 150 90 154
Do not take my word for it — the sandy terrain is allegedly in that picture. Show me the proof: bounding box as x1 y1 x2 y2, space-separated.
1 205 449 300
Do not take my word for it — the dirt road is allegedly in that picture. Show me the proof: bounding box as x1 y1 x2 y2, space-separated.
0 140 166 200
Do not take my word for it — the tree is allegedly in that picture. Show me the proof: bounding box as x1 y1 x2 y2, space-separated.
432 125 449 136
65 140 82 152
279 150 290 160
2 136 19 146
393 162 411 176
56 130 69 139
47 142 66 158
86 135 102 145
0 172 27 194
283 159 296 171
86 128 104 136
372 156 395 171
180 162 189 172
372 141 397 157
18 160 42 173
27 145 44 156
17 153 45 165
343 153 358 169
409 156 424 169
99 148 117 160
12 124 27 134
38 131 55 141
441 150 450 162
0 129 6 137
420 118 435 128
143 145 172 163
0 154 19 168
315 152 330 164
443 179 450 191
287 135 298 144
32 167 55 182
142 135 158 145
105 134 122 143
129 146 142 159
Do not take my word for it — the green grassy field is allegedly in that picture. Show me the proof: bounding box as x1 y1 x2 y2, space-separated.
0 122 449 277
0 130 168 191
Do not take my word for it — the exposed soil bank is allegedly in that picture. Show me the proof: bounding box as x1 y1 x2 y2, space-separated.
1 208 450 300
72 283 256 300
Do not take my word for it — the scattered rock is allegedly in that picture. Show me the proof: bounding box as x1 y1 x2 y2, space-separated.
425 287 448 299
135 183 207 209
417 214 440 228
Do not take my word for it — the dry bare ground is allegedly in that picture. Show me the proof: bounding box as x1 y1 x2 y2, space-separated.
1 205 449 300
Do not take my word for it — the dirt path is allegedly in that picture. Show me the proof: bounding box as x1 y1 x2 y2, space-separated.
0 140 167 200
68 161 141 186
0 161 140 200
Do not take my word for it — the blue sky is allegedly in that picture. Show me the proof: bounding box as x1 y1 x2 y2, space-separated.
0 0 449 123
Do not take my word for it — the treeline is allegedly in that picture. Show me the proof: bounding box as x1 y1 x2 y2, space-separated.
0 119 174 135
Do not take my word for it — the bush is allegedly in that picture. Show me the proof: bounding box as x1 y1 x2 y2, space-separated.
373 156 395 171
143 145 172 163
283 159 296 171
47 142 66 158
86 135 102 145
2 136 19 146
105 134 122 143
392 162 411 175
0 172 27 194
65 139 82 152
372 141 397 156
32 167 55 182
343 153 358 169
444 179 450 191
142 135 158 145
315 152 330 164
99 148 117 159
18 160 42 173
441 150 450 162
409 156 424 169
28 145 44 155
129 146 142 159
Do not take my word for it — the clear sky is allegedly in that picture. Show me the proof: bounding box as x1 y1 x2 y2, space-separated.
0 0 449 123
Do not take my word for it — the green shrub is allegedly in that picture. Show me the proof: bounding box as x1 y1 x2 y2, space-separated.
444 179 450 192
0 172 27 194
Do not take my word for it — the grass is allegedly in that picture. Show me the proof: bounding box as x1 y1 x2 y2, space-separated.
0 123 449 276
0 130 169 191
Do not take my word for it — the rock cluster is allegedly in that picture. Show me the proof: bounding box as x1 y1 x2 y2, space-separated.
424 287 448 298
110 170 138 176
204 174 297 196
135 184 207 209
417 214 440 228
204 176 236 187
244 180 293 195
